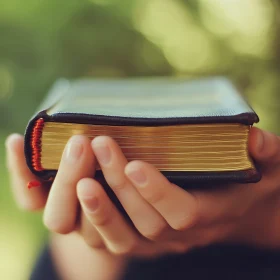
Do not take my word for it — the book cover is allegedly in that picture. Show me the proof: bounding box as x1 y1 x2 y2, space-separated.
24 77 261 188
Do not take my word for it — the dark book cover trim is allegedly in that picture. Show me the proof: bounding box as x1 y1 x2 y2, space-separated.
24 110 261 186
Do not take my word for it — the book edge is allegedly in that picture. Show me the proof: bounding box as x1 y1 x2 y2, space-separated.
24 110 261 184
46 111 259 126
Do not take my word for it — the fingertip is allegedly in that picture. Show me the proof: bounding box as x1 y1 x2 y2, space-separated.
5 134 24 152
91 136 119 156
124 160 145 175
91 136 111 147
77 178 105 215
77 178 102 200
63 135 92 161
77 178 94 197
64 135 92 155
248 127 265 157
249 127 280 164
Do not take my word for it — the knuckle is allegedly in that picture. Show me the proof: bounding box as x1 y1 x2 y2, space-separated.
92 206 114 227
109 241 137 256
109 179 127 191
43 217 73 235
144 190 165 205
141 223 167 240
94 215 112 227
171 212 199 231
84 237 105 249
170 193 200 231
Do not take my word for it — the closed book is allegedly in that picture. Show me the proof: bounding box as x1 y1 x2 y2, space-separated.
24 77 261 189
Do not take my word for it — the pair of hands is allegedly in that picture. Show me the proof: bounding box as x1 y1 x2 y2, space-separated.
5 127 280 258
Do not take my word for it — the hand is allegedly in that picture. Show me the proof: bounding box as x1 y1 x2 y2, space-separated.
77 127 280 255
6 127 280 259
5 134 167 257
6 134 107 249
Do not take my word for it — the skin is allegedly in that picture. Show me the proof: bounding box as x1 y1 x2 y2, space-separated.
5 127 280 279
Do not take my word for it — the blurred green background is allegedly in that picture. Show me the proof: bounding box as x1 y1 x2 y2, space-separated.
1 0 280 278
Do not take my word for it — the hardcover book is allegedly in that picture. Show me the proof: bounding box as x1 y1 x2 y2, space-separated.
24 77 261 188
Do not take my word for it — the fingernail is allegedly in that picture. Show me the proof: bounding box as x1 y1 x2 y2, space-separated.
256 130 264 152
83 197 99 212
65 136 83 161
78 179 99 212
94 144 111 165
126 167 147 186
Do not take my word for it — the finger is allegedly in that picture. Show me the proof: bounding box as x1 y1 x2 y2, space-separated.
77 178 145 256
249 127 280 167
92 136 170 241
6 134 47 211
78 211 105 249
44 136 95 234
125 160 198 231
125 161 248 227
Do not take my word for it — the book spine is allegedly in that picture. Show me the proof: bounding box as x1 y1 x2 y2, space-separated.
24 110 57 181
31 118 44 172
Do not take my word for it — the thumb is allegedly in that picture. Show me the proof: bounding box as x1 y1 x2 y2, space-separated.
5 134 48 211
249 127 280 166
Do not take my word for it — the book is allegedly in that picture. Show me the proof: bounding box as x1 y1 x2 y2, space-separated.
24 77 261 188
